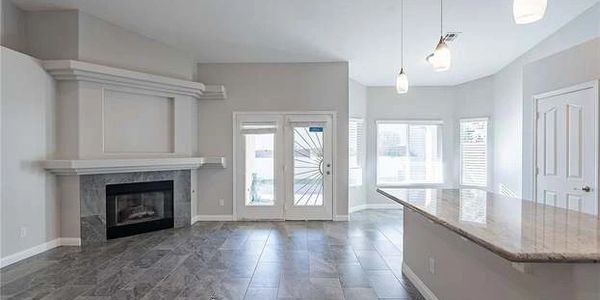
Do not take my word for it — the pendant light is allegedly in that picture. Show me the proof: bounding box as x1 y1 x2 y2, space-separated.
513 0 547 24
396 0 408 94
427 0 451 72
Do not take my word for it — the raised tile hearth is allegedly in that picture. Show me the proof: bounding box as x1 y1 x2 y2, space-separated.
80 170 191 245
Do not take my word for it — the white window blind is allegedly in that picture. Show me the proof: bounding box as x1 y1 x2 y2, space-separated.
376 121 443 186
460 118 488 187
349 118 364 186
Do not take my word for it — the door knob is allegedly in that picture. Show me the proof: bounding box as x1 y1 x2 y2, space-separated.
575 186 592 192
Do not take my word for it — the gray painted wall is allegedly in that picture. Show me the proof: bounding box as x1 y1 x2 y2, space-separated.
196 62 349 218
77 12 195 80
1 46 58 259
3 7 196 80
25 10 79 60
349 79 367 209
1 0 26 52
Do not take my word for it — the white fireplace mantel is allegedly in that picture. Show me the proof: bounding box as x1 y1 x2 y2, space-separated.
43 60 226 100
42 157 226 175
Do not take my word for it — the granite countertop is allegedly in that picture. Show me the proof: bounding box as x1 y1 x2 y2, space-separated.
377 188 600 263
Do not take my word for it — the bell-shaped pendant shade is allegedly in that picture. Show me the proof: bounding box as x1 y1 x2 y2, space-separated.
513 0 547 24
428 37 451 72
396 69 408 94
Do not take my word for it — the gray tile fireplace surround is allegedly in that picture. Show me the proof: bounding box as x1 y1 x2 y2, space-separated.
80 170 191 245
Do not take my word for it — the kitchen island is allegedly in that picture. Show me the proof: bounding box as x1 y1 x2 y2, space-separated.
377 188 600 300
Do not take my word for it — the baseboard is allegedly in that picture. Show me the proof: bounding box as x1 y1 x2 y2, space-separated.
192 215 235 223
349 203 401 213
402 262 439 300
0 237 81 269
57 238 82 246
333 214 349 221
349 204 368 213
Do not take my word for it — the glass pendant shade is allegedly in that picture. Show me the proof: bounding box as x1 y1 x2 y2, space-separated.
396 69 408 94
513 0 547 24
428 37 451 72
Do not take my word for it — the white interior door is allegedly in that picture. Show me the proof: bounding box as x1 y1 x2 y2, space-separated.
284 115 333 220
235 114 285 220
535 82 598 215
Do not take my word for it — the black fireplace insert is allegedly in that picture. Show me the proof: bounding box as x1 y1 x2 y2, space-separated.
106 180 174 239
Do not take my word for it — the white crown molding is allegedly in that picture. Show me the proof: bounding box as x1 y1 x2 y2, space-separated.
42 60 226 100
41 157 226 175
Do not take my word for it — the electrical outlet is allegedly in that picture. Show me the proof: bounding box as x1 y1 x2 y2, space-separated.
20 227 27 238
219 199 225 206
429 257 436 274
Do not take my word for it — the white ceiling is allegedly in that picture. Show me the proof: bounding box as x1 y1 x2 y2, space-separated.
12 0 599 86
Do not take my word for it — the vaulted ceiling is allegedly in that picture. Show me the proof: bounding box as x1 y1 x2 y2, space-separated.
13 0 599 86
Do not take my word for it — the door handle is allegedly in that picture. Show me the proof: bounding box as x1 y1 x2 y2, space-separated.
575 186 592 192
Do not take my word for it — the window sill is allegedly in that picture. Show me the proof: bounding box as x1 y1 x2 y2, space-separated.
376 183 446 189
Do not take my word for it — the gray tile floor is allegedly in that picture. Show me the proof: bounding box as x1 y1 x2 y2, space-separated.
1 209 424 300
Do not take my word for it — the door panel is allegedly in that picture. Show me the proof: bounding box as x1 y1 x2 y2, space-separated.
292 126 325 206
536 85 597 216
542 106 557 176
285 115 333 220
566 104 582 179
235 115 284 220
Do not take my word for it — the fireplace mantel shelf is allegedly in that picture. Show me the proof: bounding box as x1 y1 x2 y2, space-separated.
41 157 226 175
42 60 226 100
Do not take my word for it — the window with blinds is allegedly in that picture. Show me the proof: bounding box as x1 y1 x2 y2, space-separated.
460 118 488 187
376 121 443 186
349 118 364 186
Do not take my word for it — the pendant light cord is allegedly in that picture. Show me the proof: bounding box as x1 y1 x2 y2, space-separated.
401 0 404 68
440 0 443 37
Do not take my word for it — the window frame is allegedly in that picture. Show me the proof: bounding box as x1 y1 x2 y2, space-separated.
459 117 490 189
349 117 364 187
375 119 445 188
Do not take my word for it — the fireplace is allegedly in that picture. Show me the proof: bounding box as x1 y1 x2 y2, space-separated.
106 180 174 239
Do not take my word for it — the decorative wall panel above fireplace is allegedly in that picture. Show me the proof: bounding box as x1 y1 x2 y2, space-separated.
43 60 226 160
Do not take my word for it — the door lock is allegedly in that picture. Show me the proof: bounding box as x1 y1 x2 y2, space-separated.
581 186 592 192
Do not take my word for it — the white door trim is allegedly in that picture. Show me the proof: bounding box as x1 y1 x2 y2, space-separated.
232 111 338 221
531 80 600 215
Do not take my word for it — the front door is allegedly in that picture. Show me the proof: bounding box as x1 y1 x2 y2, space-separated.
235 113 334 220
284 115 334 220
535 82 598 215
